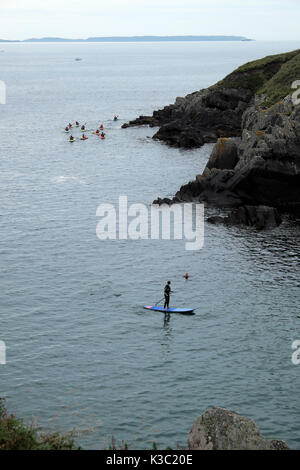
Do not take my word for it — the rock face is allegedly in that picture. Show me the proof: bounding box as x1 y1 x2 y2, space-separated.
188 407 290 450
123 87 252 148
153 96 300 215
205 137 239 170
122 49 300 148
207 205 282 229
125 49 300 216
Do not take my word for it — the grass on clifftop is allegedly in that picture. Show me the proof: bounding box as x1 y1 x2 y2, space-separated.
258 52 300 106
213 49 300 106
0 399 79 450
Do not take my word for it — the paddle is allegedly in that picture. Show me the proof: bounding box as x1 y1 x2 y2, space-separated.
155 297 164 306
155 291 175 306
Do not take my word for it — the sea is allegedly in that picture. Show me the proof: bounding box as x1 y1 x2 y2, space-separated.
0 40 299 449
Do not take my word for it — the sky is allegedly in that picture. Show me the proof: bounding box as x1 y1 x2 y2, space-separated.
0 0 299 41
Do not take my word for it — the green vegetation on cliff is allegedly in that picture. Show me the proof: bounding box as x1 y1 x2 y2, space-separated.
0 399 78 450
214 49 300 106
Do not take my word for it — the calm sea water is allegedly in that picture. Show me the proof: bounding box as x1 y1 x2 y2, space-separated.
0 41 300 449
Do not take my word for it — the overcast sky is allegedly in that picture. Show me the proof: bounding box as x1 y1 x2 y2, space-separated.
0 0 299 41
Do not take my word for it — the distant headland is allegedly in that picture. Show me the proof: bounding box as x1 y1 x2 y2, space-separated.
0 35 253 43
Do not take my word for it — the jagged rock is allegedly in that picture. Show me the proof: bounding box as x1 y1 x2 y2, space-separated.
121 116 159 128
152 197 173 205
188 407 290 450
153 95 300 213
123 50 300 150
135 50 300 216
153 121 205 148
205 138 239 170
207 205 282 229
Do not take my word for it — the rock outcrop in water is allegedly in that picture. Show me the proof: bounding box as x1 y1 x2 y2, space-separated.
207 205 282 230
188 407 290 450
124 50 300 219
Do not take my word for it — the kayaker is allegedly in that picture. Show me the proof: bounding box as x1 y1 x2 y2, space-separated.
69 135 74 141
65 126 69 132
113 115 118 121
75 121 79 126
68 123 72 128
100 132 105 137
82 133 86 139
95 129 100 134
81 125 85 131
99 124 104 130
183 273 189 280
164 281 172 310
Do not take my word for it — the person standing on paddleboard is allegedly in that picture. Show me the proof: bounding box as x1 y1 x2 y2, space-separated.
164 281 172 310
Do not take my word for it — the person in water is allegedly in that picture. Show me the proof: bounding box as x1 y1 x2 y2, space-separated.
164 281 172 310
183 273 189 280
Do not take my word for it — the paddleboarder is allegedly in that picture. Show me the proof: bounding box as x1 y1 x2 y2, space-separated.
164 281 172 310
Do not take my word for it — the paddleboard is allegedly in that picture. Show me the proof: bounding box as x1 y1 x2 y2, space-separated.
143 305 194 315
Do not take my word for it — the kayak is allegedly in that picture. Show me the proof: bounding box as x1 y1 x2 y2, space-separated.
69 139 76 143
80 137 88 140
92 131 100 135
143 305 195 315
64 130 70 133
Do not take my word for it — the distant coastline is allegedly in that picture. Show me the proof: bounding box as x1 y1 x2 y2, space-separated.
0 35 253 43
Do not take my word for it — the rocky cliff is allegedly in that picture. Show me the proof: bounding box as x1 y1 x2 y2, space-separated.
123 49 300 219
188 407 290 450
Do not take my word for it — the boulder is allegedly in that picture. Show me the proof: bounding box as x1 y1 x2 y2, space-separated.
153 121 205 148
205 138 239 170
188 407 290 450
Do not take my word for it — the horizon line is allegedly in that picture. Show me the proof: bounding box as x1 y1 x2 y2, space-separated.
0 35 254 43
